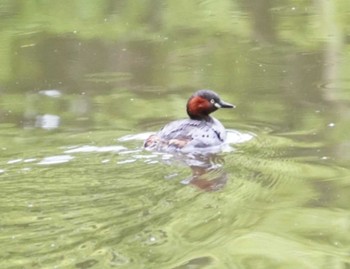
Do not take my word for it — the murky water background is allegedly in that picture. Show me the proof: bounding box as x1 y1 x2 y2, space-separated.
1 1 350 268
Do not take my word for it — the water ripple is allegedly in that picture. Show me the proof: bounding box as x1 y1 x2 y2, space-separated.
0 128 349 268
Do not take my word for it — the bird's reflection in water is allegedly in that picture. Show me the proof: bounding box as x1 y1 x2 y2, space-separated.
176 153 228 191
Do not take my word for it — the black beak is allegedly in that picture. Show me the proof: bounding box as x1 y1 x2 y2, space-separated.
216 100 235 109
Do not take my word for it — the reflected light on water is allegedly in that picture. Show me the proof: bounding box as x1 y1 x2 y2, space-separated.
35 114 60 130
37 155 74 165
64 145 126 154
38 89 62 98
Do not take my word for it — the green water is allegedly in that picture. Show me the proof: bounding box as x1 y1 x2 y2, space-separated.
1 1 350 268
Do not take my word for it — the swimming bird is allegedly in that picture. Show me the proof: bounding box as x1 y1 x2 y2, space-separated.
144 90 235 153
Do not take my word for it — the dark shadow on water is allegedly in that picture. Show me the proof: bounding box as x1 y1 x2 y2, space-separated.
171 152 229 192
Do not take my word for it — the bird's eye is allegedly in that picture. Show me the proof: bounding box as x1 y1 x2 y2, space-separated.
210 99 215 104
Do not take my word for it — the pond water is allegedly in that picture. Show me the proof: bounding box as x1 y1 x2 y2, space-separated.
1 1 350 269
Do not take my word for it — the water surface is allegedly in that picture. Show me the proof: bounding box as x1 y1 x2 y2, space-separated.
1 1 350 268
